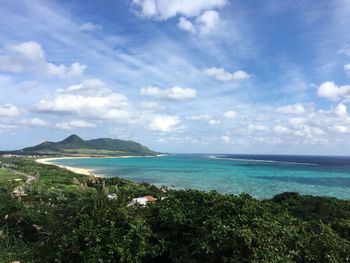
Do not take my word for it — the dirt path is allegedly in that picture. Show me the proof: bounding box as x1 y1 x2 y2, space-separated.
10 169 36 197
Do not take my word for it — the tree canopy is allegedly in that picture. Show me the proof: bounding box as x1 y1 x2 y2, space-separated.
0 157 349 262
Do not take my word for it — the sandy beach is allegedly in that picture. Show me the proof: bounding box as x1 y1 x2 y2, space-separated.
36 154 167 177
36 157 96 176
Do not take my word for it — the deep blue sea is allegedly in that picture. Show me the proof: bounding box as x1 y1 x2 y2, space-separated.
51 154 350 199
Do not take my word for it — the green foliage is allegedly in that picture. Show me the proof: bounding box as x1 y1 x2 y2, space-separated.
22 134 158 156
55 192 159 263
0 158 350 262
0 168 25 191
1 157 87 192
145 190 350 262
270 191 350 242
270 192 350 222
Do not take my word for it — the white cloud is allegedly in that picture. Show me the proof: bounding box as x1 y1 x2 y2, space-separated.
132 0 227 20
0 103 47 130
203 67 250 81
317 81 350 100
56 120 96 130
130 100 350 146
178 17 196 33
186 114 219 125
46 62 86 78
339 45 350 56
312 127 325 136
35 79 130 122
148 114 181 132
133 0 157 17
186 114 211 120
208 119 220 125
334 103 347 118
292 125 325 139
132 0 226 34
140 86 197 100
0 104 22 117
0 118 48 131
221 134 232 143
344 63 350 74
0 41 86 78
232 70 251 80
332 125 350 133
223 110 236 119
34 81 191 134
36 94 127 115
273 125 290 135
276 103 306 114
140 101 160 110
289 117 305 126
16 118 48 127
63 78 108 96
178 10 222 34
79 22 102 31
196 10 220 34
247 124 268 131
10 41 45 61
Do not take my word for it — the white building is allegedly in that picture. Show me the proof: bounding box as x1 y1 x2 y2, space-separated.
129 195 157 206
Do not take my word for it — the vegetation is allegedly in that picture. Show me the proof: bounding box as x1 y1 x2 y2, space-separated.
20 134 159 156
0 168 25 191
0 157 350 262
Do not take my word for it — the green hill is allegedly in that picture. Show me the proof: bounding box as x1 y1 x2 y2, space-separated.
22 134 158 156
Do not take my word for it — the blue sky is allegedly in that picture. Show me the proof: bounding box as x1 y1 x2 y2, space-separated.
1 0 350 154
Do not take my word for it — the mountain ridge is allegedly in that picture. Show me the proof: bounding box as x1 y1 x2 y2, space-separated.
21 134 158 156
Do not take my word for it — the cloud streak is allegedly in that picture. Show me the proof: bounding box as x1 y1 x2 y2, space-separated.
140 86 197 100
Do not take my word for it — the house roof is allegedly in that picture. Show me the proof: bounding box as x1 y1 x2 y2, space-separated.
143 195 157 202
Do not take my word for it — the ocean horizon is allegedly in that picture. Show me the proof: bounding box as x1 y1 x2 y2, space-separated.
51 153 350 200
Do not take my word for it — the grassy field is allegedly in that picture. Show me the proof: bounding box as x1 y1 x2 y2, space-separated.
0 168 25 190
62 148 128 155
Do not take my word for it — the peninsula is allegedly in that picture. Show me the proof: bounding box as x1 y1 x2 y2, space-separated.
2 134 159 157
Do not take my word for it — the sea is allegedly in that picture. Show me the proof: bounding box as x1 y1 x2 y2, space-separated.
51 154 350 199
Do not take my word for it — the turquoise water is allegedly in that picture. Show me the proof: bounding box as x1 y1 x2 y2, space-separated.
51 154 350 199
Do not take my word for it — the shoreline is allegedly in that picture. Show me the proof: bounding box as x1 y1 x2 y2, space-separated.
35 154 167 177
36 157 98 177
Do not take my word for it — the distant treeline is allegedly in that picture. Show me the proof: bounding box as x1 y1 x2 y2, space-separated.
0 157 349 262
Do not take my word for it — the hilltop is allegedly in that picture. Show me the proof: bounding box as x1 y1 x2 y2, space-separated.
19 134 158 156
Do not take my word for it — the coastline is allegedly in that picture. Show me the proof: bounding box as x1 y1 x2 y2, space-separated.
36 157 97 177
35 154 167 177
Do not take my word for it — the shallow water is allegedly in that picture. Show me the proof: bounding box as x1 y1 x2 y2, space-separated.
51 154 350 199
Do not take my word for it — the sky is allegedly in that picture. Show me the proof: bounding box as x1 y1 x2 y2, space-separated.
1 0 350 155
